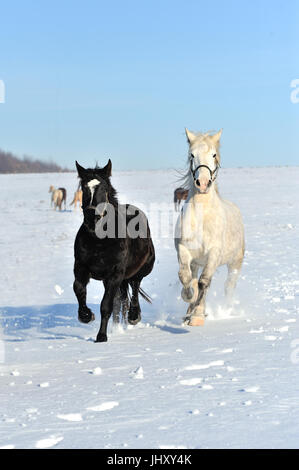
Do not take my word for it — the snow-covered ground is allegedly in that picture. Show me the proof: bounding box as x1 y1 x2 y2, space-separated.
0 167 299 449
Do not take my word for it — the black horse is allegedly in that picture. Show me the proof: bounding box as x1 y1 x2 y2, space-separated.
73 160 155 343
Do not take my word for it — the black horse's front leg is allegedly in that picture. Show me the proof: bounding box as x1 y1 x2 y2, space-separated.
73 264 95 324
96 279 122 343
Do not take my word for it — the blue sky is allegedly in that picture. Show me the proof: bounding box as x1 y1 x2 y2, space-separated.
0 0 298 170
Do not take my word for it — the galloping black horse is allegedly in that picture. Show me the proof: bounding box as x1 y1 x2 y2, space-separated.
73 160 155 342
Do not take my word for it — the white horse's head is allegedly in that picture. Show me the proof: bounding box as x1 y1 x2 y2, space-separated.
185 128 222 194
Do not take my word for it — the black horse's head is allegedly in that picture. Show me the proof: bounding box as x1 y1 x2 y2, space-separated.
75 160 116 231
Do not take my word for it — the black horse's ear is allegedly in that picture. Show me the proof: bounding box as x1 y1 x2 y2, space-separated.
102 159 112 177
75 161 86 178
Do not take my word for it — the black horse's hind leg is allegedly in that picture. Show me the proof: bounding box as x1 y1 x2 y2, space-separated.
127 239 155 325
96 279 122 343
120 282 129 324
128 280 141 325
112 288 121 324
113 284 129 324
73 264 95 324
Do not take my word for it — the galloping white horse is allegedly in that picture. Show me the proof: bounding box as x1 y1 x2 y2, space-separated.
175 128 245 326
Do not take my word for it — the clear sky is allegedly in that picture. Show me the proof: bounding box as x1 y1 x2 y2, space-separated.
0 0 298 170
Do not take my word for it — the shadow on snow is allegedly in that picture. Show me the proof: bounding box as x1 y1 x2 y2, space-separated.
0 304 190 342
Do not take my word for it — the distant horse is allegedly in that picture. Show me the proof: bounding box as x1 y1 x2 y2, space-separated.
49 186 67 211
73 160 155 342
174 187 189 211
70 189 83 210
59 187 67 210
175 128 245 326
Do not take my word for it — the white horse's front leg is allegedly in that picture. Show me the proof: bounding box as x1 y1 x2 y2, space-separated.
178 244 198 304
187 248 221 325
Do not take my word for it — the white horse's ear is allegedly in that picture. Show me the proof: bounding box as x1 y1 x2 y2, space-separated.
185 128 196 145
211 129 223 144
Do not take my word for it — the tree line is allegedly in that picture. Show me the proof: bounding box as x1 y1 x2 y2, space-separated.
0 149 70 173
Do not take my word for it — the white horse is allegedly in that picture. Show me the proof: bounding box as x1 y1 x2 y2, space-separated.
175 128 245 326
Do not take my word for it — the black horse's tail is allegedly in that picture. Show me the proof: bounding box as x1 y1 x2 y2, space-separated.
138 287 152 304
120 280 152 304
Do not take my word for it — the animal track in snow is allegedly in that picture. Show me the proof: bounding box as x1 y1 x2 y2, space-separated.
131 366 144 379
218 348 233 354
264 335 277 341
239 386 260 393
38 382 49 388
35 435 64 448
199 384 214 390
90 367 102 375
274 326 289 333
179 378 202 386
86 401 119 412
249 328 264 334
57 413 83 422
184 360 225 371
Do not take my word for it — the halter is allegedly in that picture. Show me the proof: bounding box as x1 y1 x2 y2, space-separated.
190 155 220 184
85 191 109 217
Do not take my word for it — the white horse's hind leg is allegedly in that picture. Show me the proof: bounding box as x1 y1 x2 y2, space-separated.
225 258 243 305
178 244 198 304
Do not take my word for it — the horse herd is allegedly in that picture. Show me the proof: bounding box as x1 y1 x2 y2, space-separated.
50 129 245 343
49 185 82 211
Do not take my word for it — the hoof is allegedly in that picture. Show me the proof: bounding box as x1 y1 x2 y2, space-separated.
128 306 141 325
78 307 95 324
188 316 205 326
95 333 108 343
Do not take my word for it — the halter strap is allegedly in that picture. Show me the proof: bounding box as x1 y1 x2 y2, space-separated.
85 191 109 215
190 161 219 182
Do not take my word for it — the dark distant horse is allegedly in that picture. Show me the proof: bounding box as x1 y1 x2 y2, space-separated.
73 160 155 343
58 187 67 210
174 187 189 211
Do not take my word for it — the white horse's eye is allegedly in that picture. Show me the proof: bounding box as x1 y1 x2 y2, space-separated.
213 154 217 158
191 154 195 159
